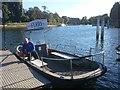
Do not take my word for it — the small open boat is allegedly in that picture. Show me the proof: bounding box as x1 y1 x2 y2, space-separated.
15 19 107 88
15 43 107 88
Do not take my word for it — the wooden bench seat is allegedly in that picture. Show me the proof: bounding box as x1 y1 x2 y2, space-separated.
51 52 79 59
31 59 47 67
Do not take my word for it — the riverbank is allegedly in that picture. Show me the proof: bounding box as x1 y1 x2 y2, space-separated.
0 23 26 28
0 22 57 28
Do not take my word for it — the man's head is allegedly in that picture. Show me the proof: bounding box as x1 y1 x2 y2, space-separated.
24 38 29 44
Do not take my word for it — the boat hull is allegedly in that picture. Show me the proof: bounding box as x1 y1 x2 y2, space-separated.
14 47 107 88
23 60 97 88
16 57 106 88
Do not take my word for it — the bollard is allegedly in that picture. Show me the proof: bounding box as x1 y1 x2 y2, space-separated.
96 17 100 41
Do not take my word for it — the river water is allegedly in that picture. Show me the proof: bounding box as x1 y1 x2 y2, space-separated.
1 25 120 89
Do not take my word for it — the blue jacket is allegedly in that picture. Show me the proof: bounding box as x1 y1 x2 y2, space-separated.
22 41 35 54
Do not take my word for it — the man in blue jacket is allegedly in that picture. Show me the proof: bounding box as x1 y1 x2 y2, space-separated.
21 38 38 61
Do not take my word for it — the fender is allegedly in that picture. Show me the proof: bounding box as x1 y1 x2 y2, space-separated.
16 45 23 52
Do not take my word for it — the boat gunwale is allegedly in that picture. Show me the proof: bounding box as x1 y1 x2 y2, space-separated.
14 53 107 80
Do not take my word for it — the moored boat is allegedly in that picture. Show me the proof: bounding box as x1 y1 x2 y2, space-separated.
15 43 107 88
115 45 120 55
15 19 107 88
115 45 120 61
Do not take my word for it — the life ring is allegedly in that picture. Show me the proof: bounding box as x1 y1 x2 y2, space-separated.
16 45 23 52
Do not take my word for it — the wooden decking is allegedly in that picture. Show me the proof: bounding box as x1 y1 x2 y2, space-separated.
0 50 51 89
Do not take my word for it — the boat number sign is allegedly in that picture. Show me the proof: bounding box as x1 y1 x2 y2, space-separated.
27 19 48 30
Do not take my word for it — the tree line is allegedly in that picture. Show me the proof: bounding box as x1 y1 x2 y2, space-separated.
2 2 120 28
2 2 64 25
110 2 120 28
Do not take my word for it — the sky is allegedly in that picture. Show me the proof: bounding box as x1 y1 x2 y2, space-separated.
23 0 119 19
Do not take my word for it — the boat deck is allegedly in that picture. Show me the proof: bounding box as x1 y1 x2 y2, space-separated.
43 57 99 76
0 50 51 89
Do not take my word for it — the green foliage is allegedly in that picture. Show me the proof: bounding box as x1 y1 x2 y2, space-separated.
2 2 23 23
88 14 109 26
2 2 117 27
2 2 64 25
62 16 69 24
42 6 47 12
81 16 88 25
25 7 45 21
2 4 10 23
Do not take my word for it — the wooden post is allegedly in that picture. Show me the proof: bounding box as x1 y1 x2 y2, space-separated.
101 38 104 65
96 17 100 41
2 20 6 50
101 17 104 41
1 8 6 50
107 20 109 29
102 52 104 65
29 30 32 41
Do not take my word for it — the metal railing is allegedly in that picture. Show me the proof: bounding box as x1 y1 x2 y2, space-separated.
49 43 105 65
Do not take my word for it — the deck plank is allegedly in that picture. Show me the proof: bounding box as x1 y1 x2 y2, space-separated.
0 50 51 89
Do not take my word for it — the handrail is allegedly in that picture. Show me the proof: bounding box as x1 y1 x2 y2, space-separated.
41 51 104 61
78 51 104 59
55 44 77 54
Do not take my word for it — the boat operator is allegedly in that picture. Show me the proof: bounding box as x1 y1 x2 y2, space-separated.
19 38 38 61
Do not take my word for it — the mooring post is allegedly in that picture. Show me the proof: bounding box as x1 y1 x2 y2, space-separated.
101 38 104 65
2 21 7 50
107 20 109 29
2 8 7 50
96 17 100 41
101 17 105 41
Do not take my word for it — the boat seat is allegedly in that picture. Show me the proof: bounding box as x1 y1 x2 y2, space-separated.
51 52 79 59
31 59 47 67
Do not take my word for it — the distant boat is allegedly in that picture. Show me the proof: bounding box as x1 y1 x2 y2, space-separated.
57 23 66 27
61 23 66 26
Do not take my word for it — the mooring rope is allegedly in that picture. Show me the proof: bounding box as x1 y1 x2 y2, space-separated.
0 54 13 63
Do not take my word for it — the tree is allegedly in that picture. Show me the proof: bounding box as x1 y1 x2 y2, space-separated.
81 16 88 25
2 4 10 23
2 2 23 22
53 12 60 23
42 6 47 12
62 16 69 24
26 7 45 21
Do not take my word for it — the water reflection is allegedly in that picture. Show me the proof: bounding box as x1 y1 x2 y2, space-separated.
1 27 24 52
